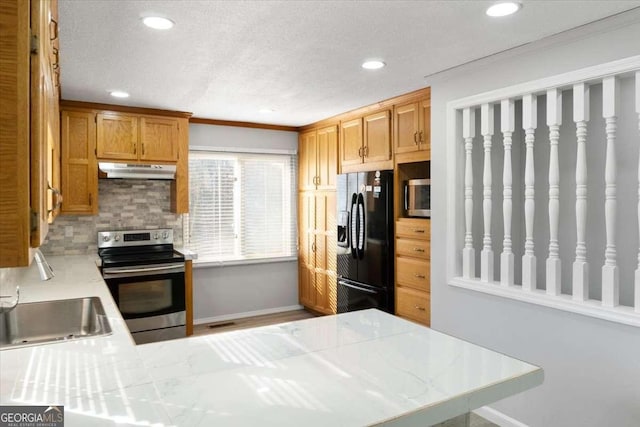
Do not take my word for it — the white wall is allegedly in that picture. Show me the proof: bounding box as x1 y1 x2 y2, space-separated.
429 10 640 427
188 123 301 322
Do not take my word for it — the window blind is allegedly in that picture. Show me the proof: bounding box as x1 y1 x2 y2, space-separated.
186 151 297 264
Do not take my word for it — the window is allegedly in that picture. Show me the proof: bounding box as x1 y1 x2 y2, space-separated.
185 151 297 264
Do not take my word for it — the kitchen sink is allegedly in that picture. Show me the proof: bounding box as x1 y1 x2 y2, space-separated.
0 297 112 350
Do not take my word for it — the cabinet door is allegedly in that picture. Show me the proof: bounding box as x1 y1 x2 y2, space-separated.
316 125 337 190
340 118 363 168
61 111 98 214
140 116 179 162
96 113 138 160
363 110 391 163
394 102 420 154
419 99 431 156
298 130 317 191
298 193 316 307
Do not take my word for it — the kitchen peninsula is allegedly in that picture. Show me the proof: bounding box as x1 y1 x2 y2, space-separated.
0 256 542 426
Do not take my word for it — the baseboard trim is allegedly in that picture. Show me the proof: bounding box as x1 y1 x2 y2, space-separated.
473 406 529 427
194 305 305 325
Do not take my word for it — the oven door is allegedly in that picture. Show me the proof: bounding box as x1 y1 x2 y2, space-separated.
337 279 391 314
102 263 185 333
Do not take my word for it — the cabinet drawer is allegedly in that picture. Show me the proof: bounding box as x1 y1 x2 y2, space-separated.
396 287 430 325
396 238 430 260
397 257 430 291
396 219 430 240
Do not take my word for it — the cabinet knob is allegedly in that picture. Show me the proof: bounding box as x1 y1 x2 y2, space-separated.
413 131 419 145
413 248 425 253
413 229 426 234
414 305 426 311
414 273 426 279
419 130 425 144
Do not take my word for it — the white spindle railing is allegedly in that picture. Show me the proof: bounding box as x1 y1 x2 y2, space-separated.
522 94 537 291
447 56 640 328
602 76 620 307
546 88 562 296
500 99 515 287
481 103 494 282
573 83 590 302
462 107 476 279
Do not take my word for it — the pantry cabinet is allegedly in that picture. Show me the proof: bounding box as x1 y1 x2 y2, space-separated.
0 0 60 267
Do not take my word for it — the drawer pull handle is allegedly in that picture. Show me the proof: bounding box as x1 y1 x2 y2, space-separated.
414 274 426 279
413 229 426 233
414 305 426 311
413 248 425 253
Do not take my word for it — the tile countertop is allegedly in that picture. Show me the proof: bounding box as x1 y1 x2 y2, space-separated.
0 256 543 427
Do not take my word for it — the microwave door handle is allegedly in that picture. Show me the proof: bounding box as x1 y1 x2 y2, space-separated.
404 184 409 212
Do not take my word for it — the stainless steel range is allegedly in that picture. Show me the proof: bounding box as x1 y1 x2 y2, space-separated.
98 229 185 344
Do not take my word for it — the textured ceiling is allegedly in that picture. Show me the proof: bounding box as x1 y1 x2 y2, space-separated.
59 1 640 127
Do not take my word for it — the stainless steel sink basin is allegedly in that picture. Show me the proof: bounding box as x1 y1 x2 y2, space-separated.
0 297 112 350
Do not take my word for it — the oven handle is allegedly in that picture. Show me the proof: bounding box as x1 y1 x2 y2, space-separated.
103 263 185 278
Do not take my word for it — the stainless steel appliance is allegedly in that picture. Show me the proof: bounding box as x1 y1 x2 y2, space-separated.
337 171 394 313
404 178 431 218
98 229 185 344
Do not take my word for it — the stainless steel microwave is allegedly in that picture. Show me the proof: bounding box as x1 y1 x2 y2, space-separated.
404 179 431 218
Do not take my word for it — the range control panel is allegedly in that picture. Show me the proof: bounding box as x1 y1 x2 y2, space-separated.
97 229 174 248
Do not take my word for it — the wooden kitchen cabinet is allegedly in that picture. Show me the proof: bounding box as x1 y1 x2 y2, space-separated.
393 95 431 163
61 110 98 214
0 0 60 267
340 110 392 173
395 218 430 326
97 112 179 163
299 126 338 191
298 191 337 315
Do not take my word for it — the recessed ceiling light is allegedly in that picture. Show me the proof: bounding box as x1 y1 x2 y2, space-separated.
486 2 521 17
362 60 386 70
142 16 175 30
259 108 275 114
110 90 130 98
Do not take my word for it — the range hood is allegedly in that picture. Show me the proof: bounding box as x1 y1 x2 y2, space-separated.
98 162 176 180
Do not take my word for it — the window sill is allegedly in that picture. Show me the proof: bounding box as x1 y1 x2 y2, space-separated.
193 256 297 269
449 277 640 328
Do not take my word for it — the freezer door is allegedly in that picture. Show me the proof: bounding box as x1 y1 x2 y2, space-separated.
337 278 390 314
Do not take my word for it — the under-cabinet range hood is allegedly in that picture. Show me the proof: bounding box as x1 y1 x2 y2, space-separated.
98 162 176 180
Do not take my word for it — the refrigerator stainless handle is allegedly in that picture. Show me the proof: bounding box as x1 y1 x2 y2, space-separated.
338 280 378 295
350 193 358 259
357 193 365 258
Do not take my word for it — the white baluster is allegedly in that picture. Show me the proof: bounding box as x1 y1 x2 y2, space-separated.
481 103 494 282
635 71 640 313
546 88 562 296
602 76 619 307
462 107 476 279
500 99 515 287
573 83 590 301
522 94 537 291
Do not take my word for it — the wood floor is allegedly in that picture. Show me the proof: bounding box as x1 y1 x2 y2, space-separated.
192 309 316 336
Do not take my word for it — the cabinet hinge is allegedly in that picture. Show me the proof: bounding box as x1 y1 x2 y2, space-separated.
30 209 38 232
30 33 38 54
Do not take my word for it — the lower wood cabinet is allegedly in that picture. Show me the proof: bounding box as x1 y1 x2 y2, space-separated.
298 191 337 314
395 218 431 326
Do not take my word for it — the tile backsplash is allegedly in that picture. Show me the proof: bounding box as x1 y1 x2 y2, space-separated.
42 179 183 256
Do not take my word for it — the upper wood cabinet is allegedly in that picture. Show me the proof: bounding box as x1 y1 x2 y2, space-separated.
1 0 60 267
61 110 97 215
97 112 179 163
340 110 392 173
393 97 431 162
299 125 337 191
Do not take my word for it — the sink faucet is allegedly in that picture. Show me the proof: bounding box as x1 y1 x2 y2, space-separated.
33 249 54 281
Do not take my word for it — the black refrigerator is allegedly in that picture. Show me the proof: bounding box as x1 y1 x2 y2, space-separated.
336 170 394 314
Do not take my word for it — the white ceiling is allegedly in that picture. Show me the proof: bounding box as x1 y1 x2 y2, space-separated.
59 1 640 127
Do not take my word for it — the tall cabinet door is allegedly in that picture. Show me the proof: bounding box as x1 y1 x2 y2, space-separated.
363 110 391 163
140 116 178 162
316 125 337 190
96 112 138 160
298 130 317 191
298 192 316 308
340 118 363 169
61 110 97 214
314 191 337 314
